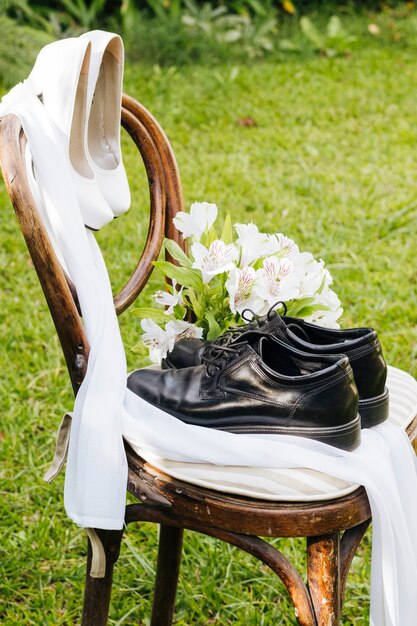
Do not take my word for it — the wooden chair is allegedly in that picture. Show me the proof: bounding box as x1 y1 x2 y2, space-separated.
1 94 416 626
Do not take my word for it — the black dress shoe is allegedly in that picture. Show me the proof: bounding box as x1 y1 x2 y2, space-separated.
162 310 388 429
129 334 361 451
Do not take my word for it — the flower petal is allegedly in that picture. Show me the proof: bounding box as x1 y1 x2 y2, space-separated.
190 202 218 234
140 318 172 364
166 319 204 340
235 223 279 267
154 289 182 315
192 240 238 284
173 203 218 241
226 266 261 315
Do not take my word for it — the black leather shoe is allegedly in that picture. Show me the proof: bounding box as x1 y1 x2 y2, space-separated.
162 310 388 429
129 334 361 451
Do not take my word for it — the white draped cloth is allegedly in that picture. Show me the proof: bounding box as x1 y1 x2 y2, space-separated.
2 80 417 626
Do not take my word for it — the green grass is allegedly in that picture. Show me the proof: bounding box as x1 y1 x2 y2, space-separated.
1 12 417 626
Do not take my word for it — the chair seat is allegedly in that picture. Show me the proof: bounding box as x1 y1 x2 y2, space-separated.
129 365 417 503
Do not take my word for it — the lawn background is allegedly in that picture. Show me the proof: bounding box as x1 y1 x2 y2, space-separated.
1 11 417 625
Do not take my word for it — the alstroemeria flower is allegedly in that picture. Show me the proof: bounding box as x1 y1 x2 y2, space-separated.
173 202 218 241
296 254 331 298
226 266 263 315
192 240 238 284
320 287 342 311
141 318 204 364
275 233 299 258
141 318 175 364
166 319 204 341
235 223 279 267
254 256 301 310
154 280 184 315
304 307 342 329
306 287 343 328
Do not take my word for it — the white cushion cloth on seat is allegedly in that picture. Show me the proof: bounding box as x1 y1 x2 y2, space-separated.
130 365 417 502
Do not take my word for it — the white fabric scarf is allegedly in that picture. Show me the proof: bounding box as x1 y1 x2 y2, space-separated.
2 79 417 626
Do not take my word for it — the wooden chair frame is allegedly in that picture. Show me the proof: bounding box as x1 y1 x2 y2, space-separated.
1 94 416 626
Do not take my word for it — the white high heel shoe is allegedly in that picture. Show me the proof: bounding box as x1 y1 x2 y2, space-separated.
80 30 131 218
26 38 114 231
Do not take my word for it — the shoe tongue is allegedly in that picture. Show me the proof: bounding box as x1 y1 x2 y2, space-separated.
246 309 285 332
230 312 288 347
258 310 289 343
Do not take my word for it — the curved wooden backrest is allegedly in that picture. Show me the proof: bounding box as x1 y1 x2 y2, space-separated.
0 94 185 393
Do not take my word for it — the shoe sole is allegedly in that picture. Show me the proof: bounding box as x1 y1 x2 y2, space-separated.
215 414 361 451
161 411 361 451
359 387 389 429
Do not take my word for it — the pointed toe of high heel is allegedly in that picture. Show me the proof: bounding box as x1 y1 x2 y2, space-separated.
73 173 114 231
94 163 131 218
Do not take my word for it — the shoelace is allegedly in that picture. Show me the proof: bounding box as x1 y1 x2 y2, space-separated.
201 301 288 361
201 301 290 376
241 299 287 324
202 340 250 377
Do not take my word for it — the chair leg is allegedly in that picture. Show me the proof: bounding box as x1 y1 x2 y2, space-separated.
151 525 184 626
307 532 341 626
81 529 124 626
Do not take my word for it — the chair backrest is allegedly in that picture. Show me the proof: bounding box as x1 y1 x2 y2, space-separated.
0 94 185 394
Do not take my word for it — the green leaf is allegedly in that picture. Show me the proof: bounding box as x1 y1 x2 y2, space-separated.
252 257 264 270
131 341 150 356
130 307 172 323
185 287 203 318
296 304 332 318
163 238 192 267
206 311 222 341
174 304 187 319
220 214 233 244
154 261 203 291
285 297 315 316
207 225 219 245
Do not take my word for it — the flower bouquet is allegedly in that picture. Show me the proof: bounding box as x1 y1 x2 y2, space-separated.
134 202 342 364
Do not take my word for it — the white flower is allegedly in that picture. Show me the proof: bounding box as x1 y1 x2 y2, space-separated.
141 318 175 364
275 233 299 258
305 287 343 328
295 253 329 297
173 202 218 241
254 256 301 310
166 319 204 341
141 318 204 364
191 240 238 284
154 281 184 315
319 286 341 310
226 266 263 315
289 252 342 326
235 223 279 267
303 307 343 329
